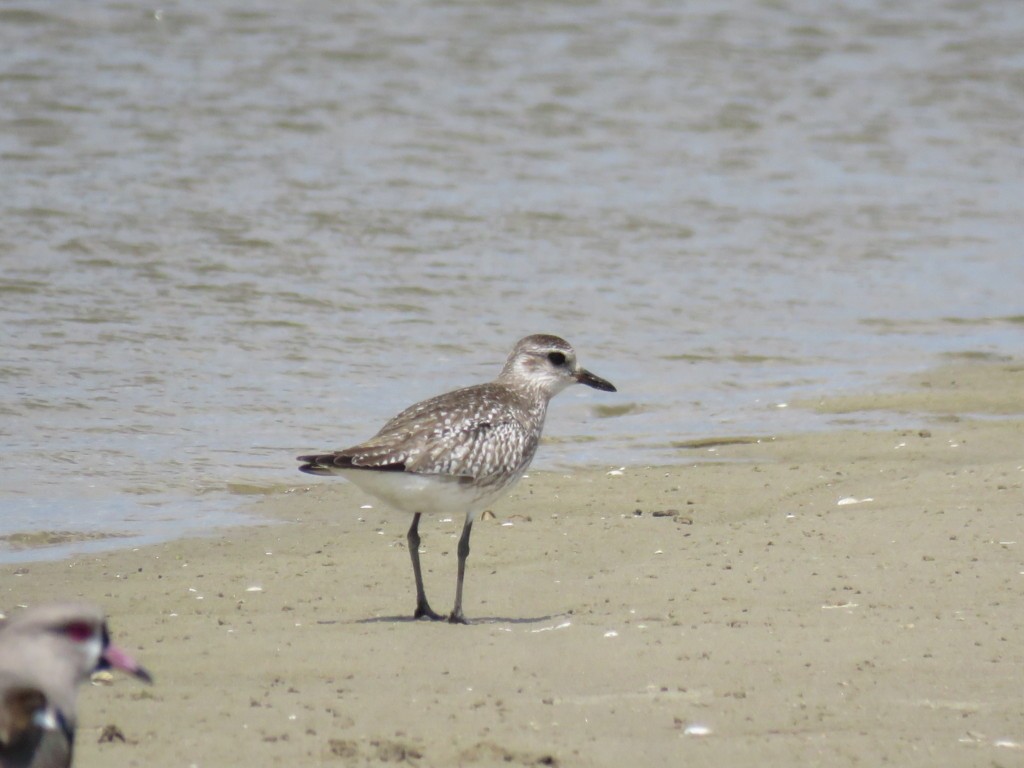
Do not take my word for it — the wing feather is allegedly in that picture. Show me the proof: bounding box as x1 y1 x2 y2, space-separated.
298 382 543 483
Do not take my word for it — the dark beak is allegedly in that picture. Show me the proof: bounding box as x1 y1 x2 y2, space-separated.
576 368 617 392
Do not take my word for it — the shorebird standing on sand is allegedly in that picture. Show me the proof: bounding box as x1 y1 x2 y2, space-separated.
298 334 616 624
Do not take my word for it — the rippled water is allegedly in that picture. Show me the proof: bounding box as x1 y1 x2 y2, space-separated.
2 0 1022 557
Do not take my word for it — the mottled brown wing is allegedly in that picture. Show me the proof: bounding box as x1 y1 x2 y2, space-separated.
300 383 540 481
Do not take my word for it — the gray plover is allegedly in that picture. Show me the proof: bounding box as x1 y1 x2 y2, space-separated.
0 602 151 768
298 334 616 624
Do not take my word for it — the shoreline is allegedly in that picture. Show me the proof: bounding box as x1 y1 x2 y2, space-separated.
4 358 1019 569
2 360 1022 766
4 357 1020 566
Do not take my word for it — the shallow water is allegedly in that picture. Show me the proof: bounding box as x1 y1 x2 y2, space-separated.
2 0 1022 558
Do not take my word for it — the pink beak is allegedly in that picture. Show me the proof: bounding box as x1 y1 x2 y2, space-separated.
102 643 153 684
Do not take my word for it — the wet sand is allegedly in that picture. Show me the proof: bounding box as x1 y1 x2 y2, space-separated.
3 361 1022 766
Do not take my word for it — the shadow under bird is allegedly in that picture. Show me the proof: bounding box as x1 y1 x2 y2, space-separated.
0 602 152 768
298 333 616 624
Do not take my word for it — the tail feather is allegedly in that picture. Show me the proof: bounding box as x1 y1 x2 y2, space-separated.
296 453 350 475
297 452 407 474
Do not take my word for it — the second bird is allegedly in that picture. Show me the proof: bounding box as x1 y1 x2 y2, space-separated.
298 333 616 624
0 602 151 768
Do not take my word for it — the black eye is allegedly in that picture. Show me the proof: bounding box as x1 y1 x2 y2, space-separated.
547 351 566 366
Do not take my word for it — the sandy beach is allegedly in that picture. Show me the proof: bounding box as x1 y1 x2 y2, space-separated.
3 359 1022 767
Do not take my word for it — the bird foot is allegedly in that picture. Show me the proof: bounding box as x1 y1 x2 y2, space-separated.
447 611 469 625
414 604 444 621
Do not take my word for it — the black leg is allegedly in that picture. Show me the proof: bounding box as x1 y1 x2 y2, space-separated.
448 518 473 624
407 513 442 620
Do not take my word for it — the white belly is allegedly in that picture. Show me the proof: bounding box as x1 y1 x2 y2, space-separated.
335 468 514 521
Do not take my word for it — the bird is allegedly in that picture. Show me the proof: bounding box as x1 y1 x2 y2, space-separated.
0 602 152 768
297 333 616 624
0 675 48 768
